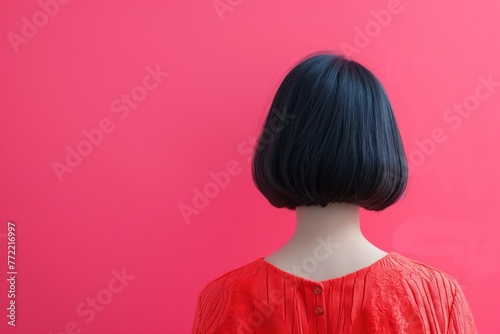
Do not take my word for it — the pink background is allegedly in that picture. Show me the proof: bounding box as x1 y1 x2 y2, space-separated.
1 0 499 333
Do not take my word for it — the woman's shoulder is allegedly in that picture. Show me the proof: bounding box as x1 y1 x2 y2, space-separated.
196 257 263 297
192 258 271 334
385 252 463 288
367 252 465 311
350 252 470 333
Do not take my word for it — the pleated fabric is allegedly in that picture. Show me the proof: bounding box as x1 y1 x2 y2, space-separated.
192 252 477 334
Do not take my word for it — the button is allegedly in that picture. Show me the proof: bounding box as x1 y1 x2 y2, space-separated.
315 307 324 315
314 286 322 294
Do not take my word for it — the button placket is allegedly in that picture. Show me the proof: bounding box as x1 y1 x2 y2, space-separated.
312 282 328 332
313 284 324 315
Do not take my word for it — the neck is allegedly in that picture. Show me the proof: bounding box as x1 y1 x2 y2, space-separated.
285 203 381 256
265 202 388 278
286 202 372 252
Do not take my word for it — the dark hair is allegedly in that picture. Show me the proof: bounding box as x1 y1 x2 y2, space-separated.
251 51 407 211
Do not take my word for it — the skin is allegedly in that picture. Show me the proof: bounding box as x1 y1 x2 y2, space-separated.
263 202 388 282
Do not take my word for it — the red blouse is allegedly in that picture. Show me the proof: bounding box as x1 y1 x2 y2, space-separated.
192 252 477 333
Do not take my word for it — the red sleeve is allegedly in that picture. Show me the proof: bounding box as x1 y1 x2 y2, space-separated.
192 279 287 334
446 281 478 334
191 280 229 334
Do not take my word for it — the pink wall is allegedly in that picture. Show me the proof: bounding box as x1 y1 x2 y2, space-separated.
1 0 499 333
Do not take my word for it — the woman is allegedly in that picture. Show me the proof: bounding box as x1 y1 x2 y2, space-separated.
192 51 478 333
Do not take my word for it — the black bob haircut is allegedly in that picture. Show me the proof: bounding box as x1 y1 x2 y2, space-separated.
251 51 408 211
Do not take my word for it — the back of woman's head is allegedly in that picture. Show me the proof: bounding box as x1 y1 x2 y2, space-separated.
251 51 408 211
